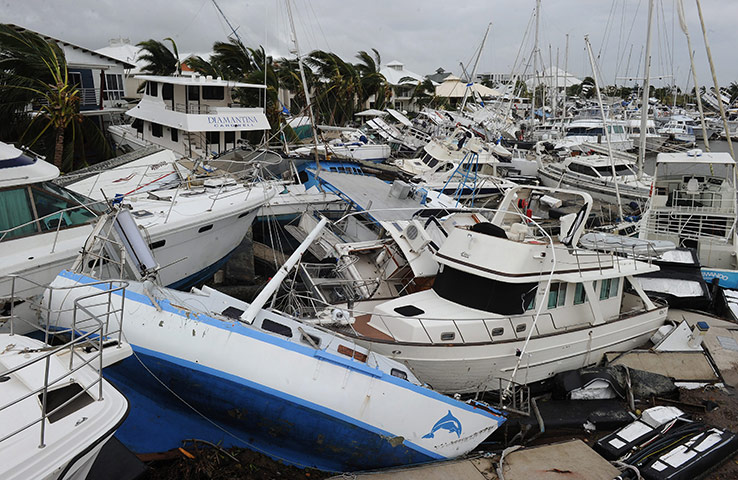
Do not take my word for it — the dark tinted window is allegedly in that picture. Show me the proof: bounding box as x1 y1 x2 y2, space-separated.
262 319 293 338
202 86 224 100
152 123 163 138
162 83 173 100
433 266 537 315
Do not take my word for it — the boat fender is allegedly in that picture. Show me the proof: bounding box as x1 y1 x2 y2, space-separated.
517 198 527 209
331 308 353 326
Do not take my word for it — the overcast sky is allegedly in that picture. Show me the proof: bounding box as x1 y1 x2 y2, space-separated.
4 0 737 90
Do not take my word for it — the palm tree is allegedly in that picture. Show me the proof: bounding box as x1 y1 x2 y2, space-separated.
137 38 180 76
305 50 362 125
355 49 389 109
0 24 108 170
402 77 443 110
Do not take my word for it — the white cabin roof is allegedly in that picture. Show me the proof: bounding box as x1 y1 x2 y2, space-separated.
656 150 735 165
134 74 266 89
0 142 59 188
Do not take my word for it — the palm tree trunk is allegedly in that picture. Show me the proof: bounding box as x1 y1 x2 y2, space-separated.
54 126 64 169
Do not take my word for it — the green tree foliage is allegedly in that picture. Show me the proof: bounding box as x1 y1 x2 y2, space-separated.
0 24 110 171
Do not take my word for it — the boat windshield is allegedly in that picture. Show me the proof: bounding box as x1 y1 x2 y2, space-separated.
433 265 537 315
594 164 635 177
0 182 106 241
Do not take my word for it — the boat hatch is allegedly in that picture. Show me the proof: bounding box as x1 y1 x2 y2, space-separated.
40 382 94 423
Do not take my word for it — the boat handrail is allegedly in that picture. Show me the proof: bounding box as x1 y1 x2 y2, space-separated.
0 274 128 447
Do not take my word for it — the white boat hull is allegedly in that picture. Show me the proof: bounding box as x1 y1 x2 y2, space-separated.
358 306 667 393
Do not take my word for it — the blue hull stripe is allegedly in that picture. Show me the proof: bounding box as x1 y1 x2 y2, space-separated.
57 270 504 421
109 343 444 469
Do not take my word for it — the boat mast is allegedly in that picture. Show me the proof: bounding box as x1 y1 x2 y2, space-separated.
637 0 654 179
460 22 492 113
532 0 540 121
241 217 329 324
285 0 323 174
695 0 734 160
585 35 625 221
676 0 710 151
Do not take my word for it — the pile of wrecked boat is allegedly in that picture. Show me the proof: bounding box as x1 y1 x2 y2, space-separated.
2 72 738 480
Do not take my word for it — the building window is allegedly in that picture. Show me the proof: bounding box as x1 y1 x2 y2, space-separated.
69 72 82 88
574 283 587 305
151 123 163 138
548 283 567 309
103 73 124 100
202 86 224 100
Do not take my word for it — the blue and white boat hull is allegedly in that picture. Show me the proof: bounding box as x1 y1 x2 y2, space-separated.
45 271 504 472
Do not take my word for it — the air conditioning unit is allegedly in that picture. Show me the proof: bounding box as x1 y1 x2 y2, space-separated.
402 220 432 253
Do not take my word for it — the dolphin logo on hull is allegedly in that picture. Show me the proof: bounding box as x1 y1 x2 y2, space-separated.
422 410 462 439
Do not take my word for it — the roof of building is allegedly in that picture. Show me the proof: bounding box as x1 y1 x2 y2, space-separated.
435 77 502 98
379 60 425 85
525 66 582 89
426 67 453 84
8 24 135 69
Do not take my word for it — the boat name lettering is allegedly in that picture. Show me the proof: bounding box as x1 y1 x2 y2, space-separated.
702 271 730 282
206 115 260 127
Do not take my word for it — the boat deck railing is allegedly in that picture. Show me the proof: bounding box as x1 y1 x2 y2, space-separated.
643 211 735 242
0 274 128 448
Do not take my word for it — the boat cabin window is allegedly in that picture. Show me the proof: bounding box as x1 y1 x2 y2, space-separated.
152 123 163 138
162 83 173 101
421 154 439 168
202 86 225 100
133 118 144 134
547 282 567 309
390 368 408 381
440 332 455 341
146 81 158 98
0 188 35 239
262 319 293 338
433 265 537 315
170 128 178 143
568 162 598 177
187 85 200 101
1 183 103 241
574 283 587 305
31 184 99 232
599 278 619 300
594 164 634 177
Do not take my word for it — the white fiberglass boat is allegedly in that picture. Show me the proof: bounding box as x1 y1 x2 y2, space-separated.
43 209 505 472
325 186 667 393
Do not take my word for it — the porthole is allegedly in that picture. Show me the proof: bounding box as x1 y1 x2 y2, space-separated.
440 332 455 341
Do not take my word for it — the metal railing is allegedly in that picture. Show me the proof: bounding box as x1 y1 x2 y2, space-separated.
0 274 127 448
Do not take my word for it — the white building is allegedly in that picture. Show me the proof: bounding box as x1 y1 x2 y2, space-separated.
378 60 426 112
9 25 134 120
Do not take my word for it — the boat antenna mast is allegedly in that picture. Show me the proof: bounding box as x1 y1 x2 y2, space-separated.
695 0 735 160
285 0 323 179
637 0 654 179
584 35 625 221
676 0 710 152
211 0 260 72
460 22 492 113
